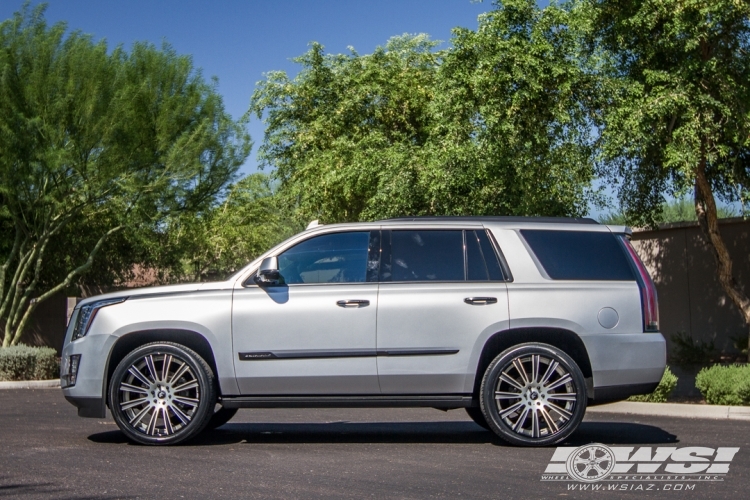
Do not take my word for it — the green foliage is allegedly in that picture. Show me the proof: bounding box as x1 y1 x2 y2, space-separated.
0 344 58 381
155 173 302 281
586 0 750 226
628 366 678 403
0 5 250 345
251 0 600 222
599 197 739 225
670 331 717 366
695 364 750 406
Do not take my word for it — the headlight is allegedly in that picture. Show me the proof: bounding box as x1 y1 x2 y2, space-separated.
71 297 127 341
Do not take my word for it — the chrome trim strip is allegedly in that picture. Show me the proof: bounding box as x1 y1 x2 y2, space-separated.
237 348 459 361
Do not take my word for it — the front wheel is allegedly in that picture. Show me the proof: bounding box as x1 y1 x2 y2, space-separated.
479 343 586 446
109 342 217 445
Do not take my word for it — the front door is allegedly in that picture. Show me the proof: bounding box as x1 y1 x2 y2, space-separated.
232 230 381 395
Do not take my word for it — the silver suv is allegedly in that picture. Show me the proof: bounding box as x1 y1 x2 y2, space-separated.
61 217 666 446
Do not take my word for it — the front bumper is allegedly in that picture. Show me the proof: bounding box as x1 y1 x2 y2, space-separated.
60 333 117 418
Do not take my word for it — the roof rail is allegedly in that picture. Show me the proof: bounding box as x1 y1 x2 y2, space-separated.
380 216 599 225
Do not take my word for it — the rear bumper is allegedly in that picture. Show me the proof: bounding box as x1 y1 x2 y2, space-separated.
581 332 666 403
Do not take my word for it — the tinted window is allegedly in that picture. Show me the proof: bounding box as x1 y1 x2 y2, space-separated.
520 230 635 281
477 230 506 281
278 232 370 284
466 231 489 281
386 230 464 282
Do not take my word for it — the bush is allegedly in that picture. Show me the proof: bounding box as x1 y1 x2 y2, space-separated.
670 331 716 366
628 366 678 403
695 364 750 406
0 345 59 381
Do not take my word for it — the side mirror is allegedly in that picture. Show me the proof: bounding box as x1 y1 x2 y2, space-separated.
254 256 280 285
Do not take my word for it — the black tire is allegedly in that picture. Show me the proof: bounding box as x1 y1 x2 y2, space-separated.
206 406 238 430
109 342 217 445
465 406 491 430
480 343 586 447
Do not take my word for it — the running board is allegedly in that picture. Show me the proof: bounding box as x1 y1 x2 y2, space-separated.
221 395 475 409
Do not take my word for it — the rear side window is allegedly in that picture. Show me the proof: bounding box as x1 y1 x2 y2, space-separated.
383 230 464 282
520 230 635 281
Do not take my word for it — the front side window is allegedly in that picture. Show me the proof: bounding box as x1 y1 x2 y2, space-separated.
278 232 370 284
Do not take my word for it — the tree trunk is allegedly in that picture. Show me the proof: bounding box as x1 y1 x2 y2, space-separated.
694 155 750 362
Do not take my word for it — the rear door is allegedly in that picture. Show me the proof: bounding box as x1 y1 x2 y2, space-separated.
375 228 510 394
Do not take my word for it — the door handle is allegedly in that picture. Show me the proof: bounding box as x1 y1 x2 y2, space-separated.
464 297 497 305
336 299 370 307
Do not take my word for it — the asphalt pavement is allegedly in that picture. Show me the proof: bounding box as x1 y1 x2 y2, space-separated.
1 389 748 499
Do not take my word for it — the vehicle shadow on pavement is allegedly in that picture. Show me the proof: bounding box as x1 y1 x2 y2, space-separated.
87 420 677 447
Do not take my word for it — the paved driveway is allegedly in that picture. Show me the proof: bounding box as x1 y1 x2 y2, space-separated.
1 389 748 499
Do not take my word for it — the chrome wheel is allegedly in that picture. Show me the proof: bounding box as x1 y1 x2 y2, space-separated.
480 343 586 446
110 342 216 445
118 353 200 437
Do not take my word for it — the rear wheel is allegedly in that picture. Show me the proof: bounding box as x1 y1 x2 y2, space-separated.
480 343 586 446
109 342 217 445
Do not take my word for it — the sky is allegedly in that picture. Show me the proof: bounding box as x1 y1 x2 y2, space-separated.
0 0 490 169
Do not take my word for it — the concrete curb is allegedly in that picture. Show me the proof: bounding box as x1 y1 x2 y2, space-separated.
0 379 60 390
588 401 750 421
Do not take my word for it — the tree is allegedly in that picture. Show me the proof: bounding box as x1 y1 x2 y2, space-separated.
154 173 301 282
599 197 738 225
0 6 250 346
586 0 750 360
250 1 600 222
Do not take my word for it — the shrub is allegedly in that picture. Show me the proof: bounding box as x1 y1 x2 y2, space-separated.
0 345 59 381
695 364 750 406
628 366 678 403
670 331 716 366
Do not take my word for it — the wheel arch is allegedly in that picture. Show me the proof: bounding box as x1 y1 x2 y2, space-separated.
471 327 593 398
104 329 220 403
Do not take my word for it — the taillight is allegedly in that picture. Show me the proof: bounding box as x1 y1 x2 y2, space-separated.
620 236 659 332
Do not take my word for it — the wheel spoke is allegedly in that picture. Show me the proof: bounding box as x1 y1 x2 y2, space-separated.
539 360 559 385
531 409 540 438
129 405 151 426
146 406 159 435
145 355 159 383
539 406 558 433
494 391 522 399
162 407 174 435
120 382 149 395
546 374 573 391
170 403 192 425
499 372 524 391
120 397 149 411
173 380 199 393
547 392 577 401
172 396 199 407
513 407 530 432
128 366 153 387
546 401 573 420
512 358 529 385
531 355 540 383
161 354 173 383
169 362 189 385
499 401 525 419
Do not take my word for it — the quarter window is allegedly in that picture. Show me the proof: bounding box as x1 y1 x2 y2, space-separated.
278 232 370 284
520 230 635 281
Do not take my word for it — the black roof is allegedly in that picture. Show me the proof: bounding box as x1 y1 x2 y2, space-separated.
381 216 599 225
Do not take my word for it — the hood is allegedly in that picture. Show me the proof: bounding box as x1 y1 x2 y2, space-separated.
76 281 233 308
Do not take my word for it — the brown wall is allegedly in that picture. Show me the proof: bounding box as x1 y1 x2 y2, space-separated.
631 217 750 358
